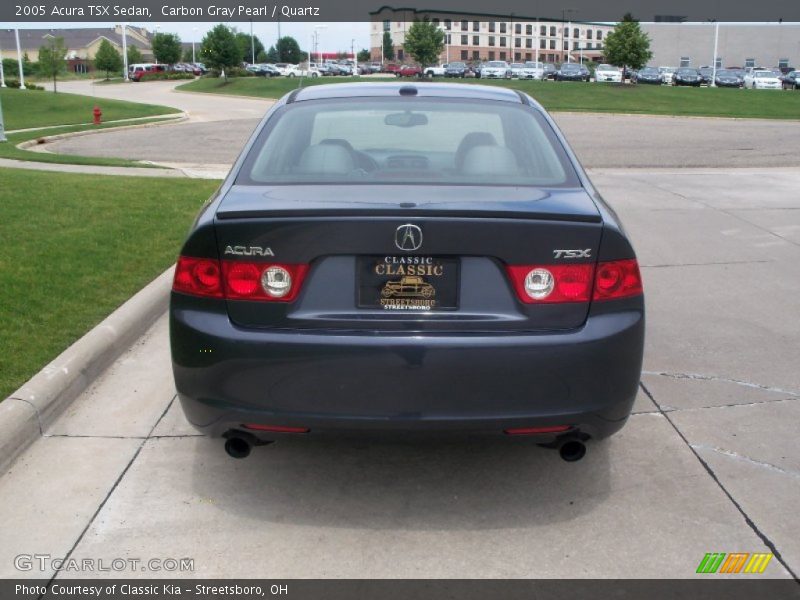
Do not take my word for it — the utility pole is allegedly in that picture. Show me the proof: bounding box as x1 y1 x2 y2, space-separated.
711 20 719 86
250 19 255 64
122 24 129 81
15 28 26 90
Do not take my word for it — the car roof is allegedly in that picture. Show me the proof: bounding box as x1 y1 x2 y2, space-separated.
289 82 528 105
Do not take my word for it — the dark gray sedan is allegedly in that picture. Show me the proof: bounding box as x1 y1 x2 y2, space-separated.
170 83 645 463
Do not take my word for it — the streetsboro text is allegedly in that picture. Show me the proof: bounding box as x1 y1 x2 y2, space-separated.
162 5 321 17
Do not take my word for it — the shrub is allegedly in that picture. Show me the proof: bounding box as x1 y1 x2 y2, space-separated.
3 80 45 90
138 72 195 81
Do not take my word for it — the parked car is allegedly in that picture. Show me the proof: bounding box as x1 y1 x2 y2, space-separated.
542 63 558 79
397 64 422 78
714 69 743 88
293 64 321 78
658 66 675 84
129 63 166 81
594 64 622 83
633 66 662 84
470 62 485 78
744 69 782 89
697 66 714 85
555 63 590 82
782 71 799 90
444 62 468 78
170 81 645 462
383 63 401 74
509 63 526 78
673 68 702 86
424 64 447 77
520 61 545 80
481 61 512 79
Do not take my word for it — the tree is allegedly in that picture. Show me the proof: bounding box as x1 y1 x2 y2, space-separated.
382 31 394 61
127 45 143 65
200 24 240 81
182 47 194 62
151 32 182 65
276 37 304 63
234 31 265 64
603 13 653 72
357 48 371 63
38 37 67 93
94 39 122 80
256 49 267 63
265 46 279 63
403 18 444 67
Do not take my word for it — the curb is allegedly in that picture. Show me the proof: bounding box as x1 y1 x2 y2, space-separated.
17 113 189 153
0 266 175 473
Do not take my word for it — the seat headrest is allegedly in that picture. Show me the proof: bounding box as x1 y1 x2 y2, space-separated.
460 145 519 176
296 144 355 175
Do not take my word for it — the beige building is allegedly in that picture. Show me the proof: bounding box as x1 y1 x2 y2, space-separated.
370 8 615 64
0 26 153 73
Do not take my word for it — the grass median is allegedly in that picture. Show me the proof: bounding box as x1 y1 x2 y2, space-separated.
178 76 800 120
1 87 181 130
0 168 219 399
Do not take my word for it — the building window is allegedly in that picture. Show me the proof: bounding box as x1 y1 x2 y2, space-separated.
383 20 390 32
573 41 579 50
432 18 439 26
574 28 579 38
587 29 593 39
680 56 690 67
397 49 404 60
446 34 451 45
563 41 568 50
500 51 506 60
540 25 546 36
444 19 451 30
549 40 555 49
500 22 507 33
779 58 789 69
715 57 723 68
525 52 531 61
473 21 479 31
488 36 495 46
564 27 569 37
488 51 495 60
515 23 521 34
489 22 496 32
526 38 532 48
540 39 546 49
526 24 532 35
745 58 755 68
461 50 468 60
473 36 479 45
515 38 521 47
461 20 468 30
550 26 556 36
500 37 507 47
473 50 479 59
514 52 521 61
597 31 603 40
461 35 468 45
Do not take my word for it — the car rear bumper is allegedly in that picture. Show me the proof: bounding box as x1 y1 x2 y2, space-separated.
171 296 645 441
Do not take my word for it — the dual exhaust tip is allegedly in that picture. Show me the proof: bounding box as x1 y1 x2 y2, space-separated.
224 433 587 462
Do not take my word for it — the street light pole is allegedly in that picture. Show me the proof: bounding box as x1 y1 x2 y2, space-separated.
352 38 358 76
15 28 26 90
711 21 719 86
0 92 7 142
121 24 128 81
250 19 255 64
192 27 197 63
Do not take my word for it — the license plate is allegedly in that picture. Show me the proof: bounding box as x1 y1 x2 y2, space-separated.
357 256 460 311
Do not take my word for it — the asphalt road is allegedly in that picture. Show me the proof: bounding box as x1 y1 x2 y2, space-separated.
2 168 799 579
43 80 800 170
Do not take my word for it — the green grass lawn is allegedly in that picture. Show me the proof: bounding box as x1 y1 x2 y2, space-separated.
0 168 218 399
0 119 179 168
0 87 180 130
178 76 800 120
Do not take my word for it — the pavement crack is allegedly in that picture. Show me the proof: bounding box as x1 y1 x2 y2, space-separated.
690 444 800 480
639 381 799 583
8 396 44 436
42 434 147 440
642 371 800 397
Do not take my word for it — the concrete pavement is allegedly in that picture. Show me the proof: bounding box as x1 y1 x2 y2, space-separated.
1 168 798 579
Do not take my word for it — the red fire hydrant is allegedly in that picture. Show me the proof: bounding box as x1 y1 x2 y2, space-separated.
93 105 102 125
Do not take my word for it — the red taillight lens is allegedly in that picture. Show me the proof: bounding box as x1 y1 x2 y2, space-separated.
173 257 309 302
222 261 309 302
173 256 223 298
593 259 643 301
506 264 594 304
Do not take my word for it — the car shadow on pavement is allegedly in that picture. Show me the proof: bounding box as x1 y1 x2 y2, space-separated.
187 435 612 530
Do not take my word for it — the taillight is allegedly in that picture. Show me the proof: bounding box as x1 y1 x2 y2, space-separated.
506 264 594 303
222 261 308 302
173 257 308 302
173 256 223 298
593 259 643 301
504 425 572 435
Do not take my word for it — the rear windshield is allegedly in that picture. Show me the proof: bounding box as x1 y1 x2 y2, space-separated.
237 98 576 187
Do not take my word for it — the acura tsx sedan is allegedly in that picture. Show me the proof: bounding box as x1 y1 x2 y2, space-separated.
170 83 645 462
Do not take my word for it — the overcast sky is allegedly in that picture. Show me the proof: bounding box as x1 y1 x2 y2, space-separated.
11 22 372 54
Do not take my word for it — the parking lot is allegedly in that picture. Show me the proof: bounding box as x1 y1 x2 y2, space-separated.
1 82 799 580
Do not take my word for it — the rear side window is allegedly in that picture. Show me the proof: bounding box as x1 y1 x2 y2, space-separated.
238 98 577 187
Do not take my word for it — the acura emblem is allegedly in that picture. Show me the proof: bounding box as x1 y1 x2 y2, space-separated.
395 224 423 251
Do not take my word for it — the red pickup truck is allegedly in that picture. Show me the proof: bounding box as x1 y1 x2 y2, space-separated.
396 64 422 78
